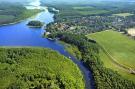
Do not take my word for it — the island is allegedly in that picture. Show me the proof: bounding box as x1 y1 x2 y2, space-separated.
27 20 44 28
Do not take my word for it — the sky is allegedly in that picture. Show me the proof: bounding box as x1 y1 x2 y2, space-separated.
0 0 34 2
0 0 135 4
0 0 40 4
0 0 41 6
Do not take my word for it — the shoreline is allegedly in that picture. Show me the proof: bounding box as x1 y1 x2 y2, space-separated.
27 25 43 28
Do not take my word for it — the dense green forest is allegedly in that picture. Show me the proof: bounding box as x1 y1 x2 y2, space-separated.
0 3 40 25
27 20 44 28
0 48 84 89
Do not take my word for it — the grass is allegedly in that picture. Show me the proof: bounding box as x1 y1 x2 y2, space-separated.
0 48 85 89
87 30 135 82
113 13 134 17
99 49 135 82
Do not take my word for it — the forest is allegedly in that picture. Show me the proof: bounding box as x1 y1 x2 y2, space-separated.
27 20 44 28
0 48 84 89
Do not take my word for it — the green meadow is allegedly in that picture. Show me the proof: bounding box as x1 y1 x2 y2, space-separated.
87 30 135 82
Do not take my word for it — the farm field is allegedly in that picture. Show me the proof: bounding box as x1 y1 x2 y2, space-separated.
99 49 135 82
0 48 84 89
87 30 135 82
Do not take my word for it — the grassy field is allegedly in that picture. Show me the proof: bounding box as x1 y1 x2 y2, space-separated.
113 13 134 17
0 48 84 89
87 30 135 82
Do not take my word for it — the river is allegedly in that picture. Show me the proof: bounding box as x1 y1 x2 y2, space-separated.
0 8 94 89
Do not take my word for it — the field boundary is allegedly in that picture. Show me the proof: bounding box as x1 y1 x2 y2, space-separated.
99 44 135 74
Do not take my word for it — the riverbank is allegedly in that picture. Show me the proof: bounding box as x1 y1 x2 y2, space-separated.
60 41 82 60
